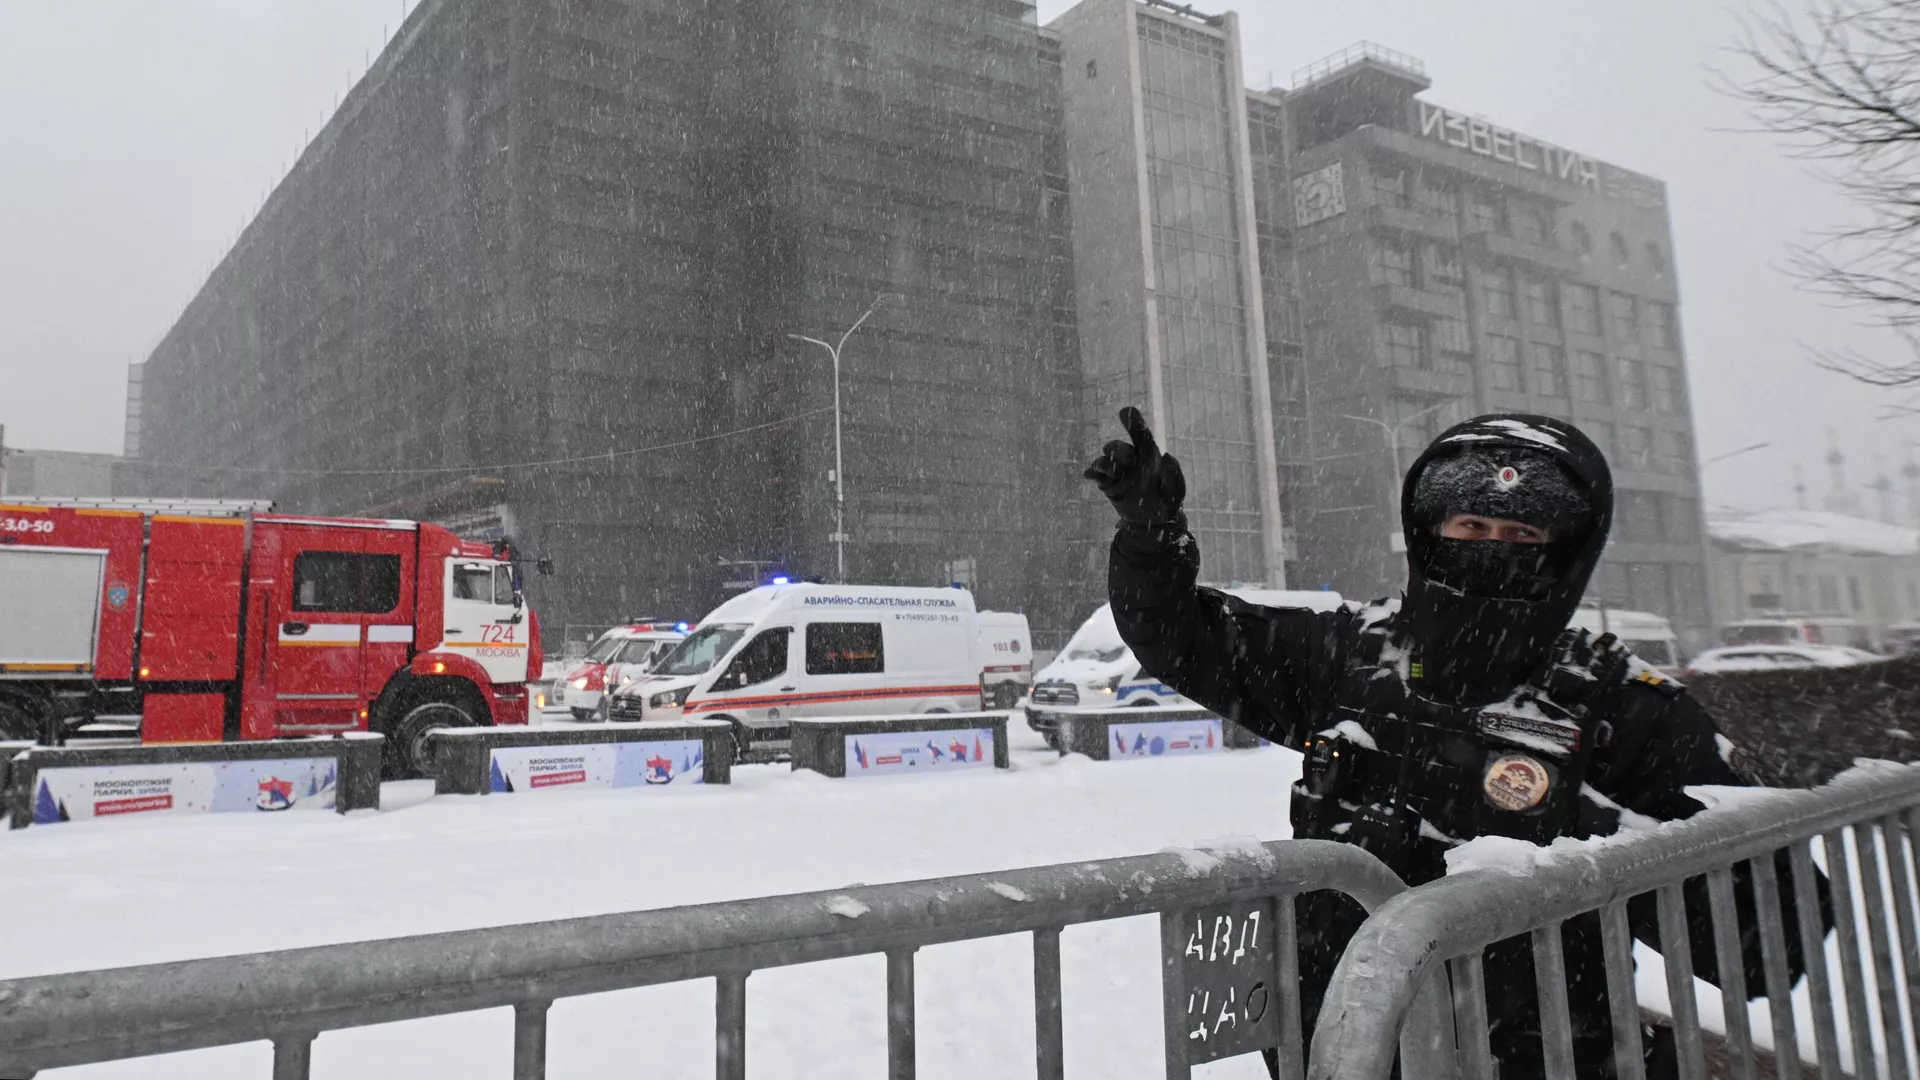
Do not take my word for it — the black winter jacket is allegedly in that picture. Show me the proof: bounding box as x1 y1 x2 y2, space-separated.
1104 414 1822 1076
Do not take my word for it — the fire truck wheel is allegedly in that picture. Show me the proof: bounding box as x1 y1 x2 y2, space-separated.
386 701 474 780
990 683 1020 710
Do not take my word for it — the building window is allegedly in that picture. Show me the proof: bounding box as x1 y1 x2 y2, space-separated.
1572 350 1610 404
1512 205 1550 246
1650 367 1683 414
1584 420 1616 461
1648 302 1679 349
1620 492 1663 543
1377 321 1426 368
1570 221 1594 258
1434 317 1471 356
1412 178 1456 218
1818 576 1840 612
1631 563 1672 616
1520 275 1559 327
1566 284 1601 335
1479 265 1516 319
1619 425 1653 472
1372 239 1416 288
1617 358 1649 410
1424 243 1464 292
1609 231 1632 268
1654 428 1691 476
1465 192 1502 234
1606 291 1640 339
1531 345 1566 397
1486 335 1524 392
1665 494 1699 542
1368 167 1409 209
1646 242 1669 277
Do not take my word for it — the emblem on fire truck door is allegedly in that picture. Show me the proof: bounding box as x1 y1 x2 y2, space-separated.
1483 754 1551 812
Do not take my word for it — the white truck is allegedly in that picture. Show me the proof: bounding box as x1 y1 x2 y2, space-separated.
607 583 1003 759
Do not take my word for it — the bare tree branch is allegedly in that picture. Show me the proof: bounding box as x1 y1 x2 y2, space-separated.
1725 0 1920 384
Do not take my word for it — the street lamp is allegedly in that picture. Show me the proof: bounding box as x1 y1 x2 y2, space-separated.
789 295 887 584
1338 402 1455 488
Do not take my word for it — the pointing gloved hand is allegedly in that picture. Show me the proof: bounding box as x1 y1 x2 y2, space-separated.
1083 406 1187 532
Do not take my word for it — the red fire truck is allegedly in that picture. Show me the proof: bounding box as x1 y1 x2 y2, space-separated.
0 497 542 777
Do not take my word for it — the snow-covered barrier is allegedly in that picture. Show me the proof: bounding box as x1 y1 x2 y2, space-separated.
6 736 382 828
788 712 1009 778
1054 706 1252 760
429 720 734 795
1312 761 1920 1080
0 740 36 821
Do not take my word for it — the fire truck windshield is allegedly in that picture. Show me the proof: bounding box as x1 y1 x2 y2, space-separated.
452 563 495 602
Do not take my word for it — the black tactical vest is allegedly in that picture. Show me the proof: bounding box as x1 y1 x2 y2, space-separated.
1292 610 1629 887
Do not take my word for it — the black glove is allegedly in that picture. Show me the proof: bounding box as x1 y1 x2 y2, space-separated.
1083 406 1186 532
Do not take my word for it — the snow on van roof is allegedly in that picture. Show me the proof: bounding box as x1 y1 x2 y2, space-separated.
700 582 977 623
1708 508 1920 557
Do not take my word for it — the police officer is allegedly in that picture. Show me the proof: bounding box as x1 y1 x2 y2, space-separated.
1085 407 1816 1077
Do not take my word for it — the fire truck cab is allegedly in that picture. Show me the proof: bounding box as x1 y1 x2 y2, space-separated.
0 497 541 777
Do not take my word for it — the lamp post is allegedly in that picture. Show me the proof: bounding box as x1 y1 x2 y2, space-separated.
1338 402 1455 493
789 295 886 584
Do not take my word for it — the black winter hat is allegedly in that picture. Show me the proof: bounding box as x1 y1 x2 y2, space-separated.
1410 446 1593 536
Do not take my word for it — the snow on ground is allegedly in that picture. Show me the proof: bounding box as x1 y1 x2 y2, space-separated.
4 723 1298 1079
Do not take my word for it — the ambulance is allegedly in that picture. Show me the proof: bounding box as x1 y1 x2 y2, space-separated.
607 583 990 758
550 622 688 720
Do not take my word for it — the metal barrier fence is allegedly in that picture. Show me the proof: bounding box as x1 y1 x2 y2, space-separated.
0 838 1450 1080
1311 762 1920 1080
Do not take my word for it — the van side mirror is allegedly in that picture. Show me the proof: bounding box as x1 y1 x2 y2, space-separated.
536 557 555 577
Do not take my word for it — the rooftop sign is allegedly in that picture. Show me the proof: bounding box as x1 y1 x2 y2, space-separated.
1413 100 1665 210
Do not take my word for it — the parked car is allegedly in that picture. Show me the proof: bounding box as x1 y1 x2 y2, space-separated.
1025 589 1347 749
1719 616 1874 651
1683 644 1879 676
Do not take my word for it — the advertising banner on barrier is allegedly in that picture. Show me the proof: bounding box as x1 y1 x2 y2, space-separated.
1110 718 1223 759
32 757 339 824
844 728 996 778
487 740 706 793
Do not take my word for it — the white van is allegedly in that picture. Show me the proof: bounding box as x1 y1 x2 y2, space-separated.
1026 589 1346 745
623 584 987 757
1569 605 1682 675
978 610 1033 709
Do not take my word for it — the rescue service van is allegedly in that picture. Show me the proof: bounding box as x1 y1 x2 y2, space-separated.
977 610 1033 709
612 583 987 757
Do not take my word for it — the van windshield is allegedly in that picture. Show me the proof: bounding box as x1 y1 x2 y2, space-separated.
1065 646 1127 663
656 624 749 676
1628 640 1675 666
1723 624 1794 646
584 636 624 663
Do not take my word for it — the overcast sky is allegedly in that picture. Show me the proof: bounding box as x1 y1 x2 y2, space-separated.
0 0 1909 517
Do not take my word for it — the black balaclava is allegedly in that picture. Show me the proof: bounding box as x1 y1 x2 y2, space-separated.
1397 415 1614 706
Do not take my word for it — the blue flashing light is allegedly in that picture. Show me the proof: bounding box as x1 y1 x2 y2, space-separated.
675 621 690 632
771 575 791 585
